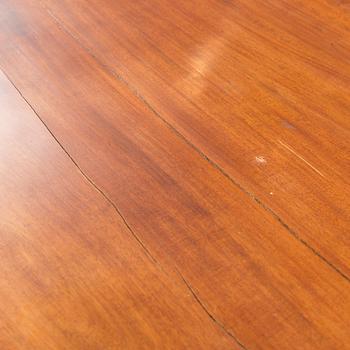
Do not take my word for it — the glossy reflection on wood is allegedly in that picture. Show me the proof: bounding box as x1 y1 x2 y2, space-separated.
39 0 350 276
0 71 237 349
0 0 349 349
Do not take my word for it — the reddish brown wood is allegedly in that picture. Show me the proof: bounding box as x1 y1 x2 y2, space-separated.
0 0 349 349
39 0 350 276
0 71 236 349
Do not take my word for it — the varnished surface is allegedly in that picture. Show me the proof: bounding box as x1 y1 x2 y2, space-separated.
0 0 349 349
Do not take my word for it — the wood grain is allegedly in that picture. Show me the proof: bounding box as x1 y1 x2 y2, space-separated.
0 70 238 349
39 0 350 276
0 0 349 349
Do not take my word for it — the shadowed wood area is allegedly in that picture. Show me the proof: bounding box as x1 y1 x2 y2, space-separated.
0 0 349 349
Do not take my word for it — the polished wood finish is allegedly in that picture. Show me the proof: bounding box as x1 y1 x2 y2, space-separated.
0 70 236 349
0 0 349 349
40 0 350 276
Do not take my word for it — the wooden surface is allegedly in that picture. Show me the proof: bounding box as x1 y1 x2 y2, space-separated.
0 0 349 349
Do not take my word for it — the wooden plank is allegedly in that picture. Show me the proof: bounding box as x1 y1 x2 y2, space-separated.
0 1 349 349
38 0 350 277
0 72 237 349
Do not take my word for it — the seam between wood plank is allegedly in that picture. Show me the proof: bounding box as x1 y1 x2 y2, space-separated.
176 268 248 350
40 6 350 285
0 67 158 267
0 66 247 350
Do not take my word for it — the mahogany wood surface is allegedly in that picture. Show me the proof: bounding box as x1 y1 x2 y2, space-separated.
0 70 237 349
0 0 349 349
40 0 350 277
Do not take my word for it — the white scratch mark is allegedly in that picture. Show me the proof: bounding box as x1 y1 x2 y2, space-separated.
278 140 325 178
255 156 267 164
